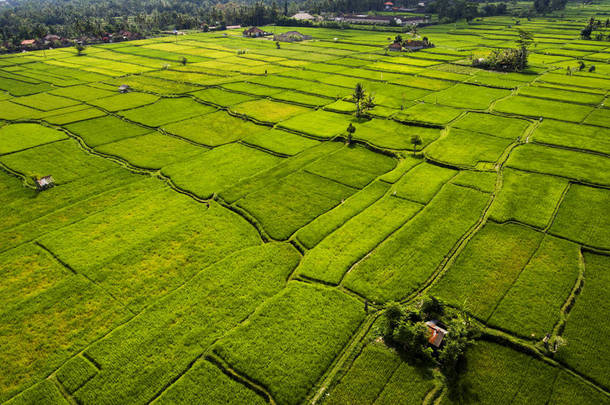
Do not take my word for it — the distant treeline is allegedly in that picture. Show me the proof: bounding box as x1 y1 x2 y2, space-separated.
0 0 566 49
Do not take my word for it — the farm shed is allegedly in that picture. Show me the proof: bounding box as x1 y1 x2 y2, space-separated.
243 27 269 37
425 320 447 348
118 84 131 93
388 42 402 51
36 175 55 191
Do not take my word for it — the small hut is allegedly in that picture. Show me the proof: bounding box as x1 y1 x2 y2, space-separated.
118 84 131 93
425 320 447 348
36 175 55 191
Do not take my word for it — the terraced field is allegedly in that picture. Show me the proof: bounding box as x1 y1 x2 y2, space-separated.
0 3 609 404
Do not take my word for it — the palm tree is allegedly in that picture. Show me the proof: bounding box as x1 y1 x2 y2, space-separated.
353 83 365 117
346 123 356 145
411 135 422 155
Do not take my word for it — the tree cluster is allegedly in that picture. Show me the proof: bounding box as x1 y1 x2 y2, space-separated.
382 296 477 382
581 18 610 41
352 83 375 118
533 0 567 14
473 29 533 72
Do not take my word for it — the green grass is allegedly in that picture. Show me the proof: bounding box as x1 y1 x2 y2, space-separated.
190 87 257 107
443 342 557 404
0 123 68 154
162 143 283 199
395 102 463 125
423 83 510 110
5 380 67 405
73 243 300 404
344 184 489 303
230 99 310 124
304 145 397 189
0 139 116 183
531 119 610 154
375 362 435 404
95 133 204 169
56 355 98 394
493 95 594 122
490 169 568 229
425 128 513 168
450 170 497 193
212 282 365 405
236 171 357 240
155 360 266 405
65 115 152 147
87 92 160 112
452 112 530 139
119 97 216 127
583 108 610 127
518 85 605 105
219 142 343 204
49 84 116 101
297 195 422 284
550 184 610 250
0 244 132 403
391 162 457 204
487 235 580 339
325 342 402 405
277 110 352 139
356 119 441 150
295 181 389 249
12 92 81 111
558 252 610 389
242 129 320 156
163 111 266 147
432 222 544 321
507 143 610 186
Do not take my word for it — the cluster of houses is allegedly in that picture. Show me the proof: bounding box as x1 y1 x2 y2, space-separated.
242 27 312 42
336 14 429 26
13 30 142 52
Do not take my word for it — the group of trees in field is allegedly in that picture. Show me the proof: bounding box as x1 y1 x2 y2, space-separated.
580 17 610 40
473 29 534 72
533 0 567 14
382 297 476 386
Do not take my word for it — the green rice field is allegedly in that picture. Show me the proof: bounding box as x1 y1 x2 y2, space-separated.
0 2 609 403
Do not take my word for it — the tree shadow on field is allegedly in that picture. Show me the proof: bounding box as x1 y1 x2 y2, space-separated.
445 356 479 404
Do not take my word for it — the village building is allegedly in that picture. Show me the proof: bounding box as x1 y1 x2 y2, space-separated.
118 84 131 93
243 27 270 38
388 41 402 51
274 31 312 42
338 14 427 26
20 39 36 47
291 12 317 21
425 320 447 348
35 176 55 191
384 1 394 10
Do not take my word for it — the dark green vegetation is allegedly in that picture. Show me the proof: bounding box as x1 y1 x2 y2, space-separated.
1 7 609 405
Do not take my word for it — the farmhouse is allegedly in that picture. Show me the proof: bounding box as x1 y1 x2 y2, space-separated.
118 84 131 93
388 41 403 51
20 39 36 47
425 320 447 348
243 27 270 38
36 175 55 191
274 31 312 42
384 1 394 10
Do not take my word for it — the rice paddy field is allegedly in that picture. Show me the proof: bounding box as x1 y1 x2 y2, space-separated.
0 1 609 403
